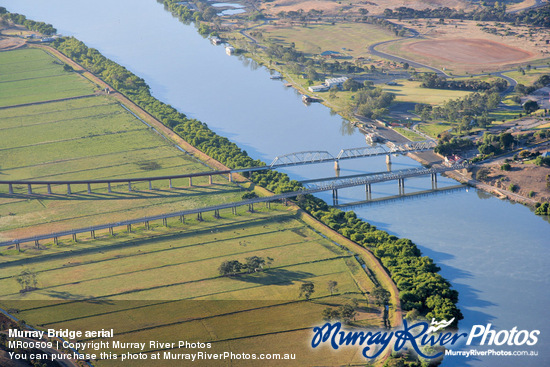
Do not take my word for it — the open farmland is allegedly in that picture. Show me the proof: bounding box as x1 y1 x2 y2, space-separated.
0 209 380 366
0 48 243 240
258 22 396 59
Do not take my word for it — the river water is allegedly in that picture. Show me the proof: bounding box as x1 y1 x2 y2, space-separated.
3 0 549 365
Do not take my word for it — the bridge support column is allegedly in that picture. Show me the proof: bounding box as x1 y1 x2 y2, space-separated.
248 203 254 213
8 183 13 195
366 184 372 200
108 182 112 193
431 173 438 190
398 178 405 195
214 209 220 219
16 243 20 252
334 160 340 170
53 237 58 246
128 182 132 191
163 217 168 227
145 221 150 230
91 230 95 239
27 184 32 194
35 240 39 248
87 183 92 194
179 215 185 223
169 179 173 189
149 181 153 190
197 212 203 221
228 173 233 182
332 189 338 205
209 175 213 185
386 154 391 164
232 206 237 215
127 224 132 233
72 233 77 242
47 184 52 194
67 184 71 195
189 177 193 187
109 227 114 236
266 201 271 209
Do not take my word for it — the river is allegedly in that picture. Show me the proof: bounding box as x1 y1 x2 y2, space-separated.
2 0 549 365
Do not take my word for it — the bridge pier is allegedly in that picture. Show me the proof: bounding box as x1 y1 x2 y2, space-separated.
91 230 95 239
232 206 237 215
35 240 39 248
163 217 168 226
72 233 77 242
53 237 58 246
214 209 220 218
47 184 52 194
398 178 405 195
209 175 213 185
87 183 92 194
149 181 153 190
386 154 391 164
169 179 173 189
266 201 271 209
108 182 112 193
228 173 233 182
197 212 203 221
189 177 193 187
365 184 372 200
431 173 438 190
248 203 254 212
8 183 13 195
67 184 72 195
179 215 185 223
334 160 340 170
109 227 114 236
128 182 132 191
332 189 339 206
127 224 132 233
145 221 150 230
16 243 20 252
27 184 32 195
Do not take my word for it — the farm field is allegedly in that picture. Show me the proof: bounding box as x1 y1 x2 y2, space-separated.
0 47 244 241
0 208 380 366
0 48 94 106
258 22 396 59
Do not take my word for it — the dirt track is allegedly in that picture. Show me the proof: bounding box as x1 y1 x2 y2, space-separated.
403 38 533 65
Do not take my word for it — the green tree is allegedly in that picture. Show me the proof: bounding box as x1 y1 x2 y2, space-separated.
322 307 340 321
299 281 315 300
15 269 38 292
218 260 243 276
371 286 390 306
523 100 539 114
244 256 266 273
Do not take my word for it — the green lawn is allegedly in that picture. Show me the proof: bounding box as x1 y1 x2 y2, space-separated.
394 127 425 141
382 80 472 105
416 122 453 138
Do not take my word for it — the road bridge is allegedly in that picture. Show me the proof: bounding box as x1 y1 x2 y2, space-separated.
0 141 437 195
0 163 468 248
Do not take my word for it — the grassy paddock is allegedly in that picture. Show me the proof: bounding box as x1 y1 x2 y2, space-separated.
382 80 472 105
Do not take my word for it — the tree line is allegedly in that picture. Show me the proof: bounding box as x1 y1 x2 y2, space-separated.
383 4 550 27
0 8 57 35
51 34 461 325
420 73 508 92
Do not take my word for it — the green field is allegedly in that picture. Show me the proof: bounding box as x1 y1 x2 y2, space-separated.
260 22 395 58
0 48 243 240
416 122 453 138
393 127 425 141
0 48 94 107
0 209 379 366
382 80 472 105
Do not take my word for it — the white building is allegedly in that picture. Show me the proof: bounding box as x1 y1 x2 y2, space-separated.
308 85 329 92
325 76 348 88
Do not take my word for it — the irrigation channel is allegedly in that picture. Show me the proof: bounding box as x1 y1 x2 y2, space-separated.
2 0 550 365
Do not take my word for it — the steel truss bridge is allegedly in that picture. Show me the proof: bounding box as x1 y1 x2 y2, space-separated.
0 140 437 195
0 162 468 248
